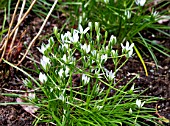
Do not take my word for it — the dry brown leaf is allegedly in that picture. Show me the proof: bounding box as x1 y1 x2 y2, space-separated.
158 15 170 24
16 92 39 114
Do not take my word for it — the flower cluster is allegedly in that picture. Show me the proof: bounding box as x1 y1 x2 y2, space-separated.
34 23 135 95
121 41 134 58
61 30 79 43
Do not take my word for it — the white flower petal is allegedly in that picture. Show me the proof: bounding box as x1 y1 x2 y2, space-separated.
121 43 124 49
65 66 70 77
83 27 90 34
39 72 47 83
135 0 146 6
79 24 83 33
91 50 97 57
58 68 64 78
81 43 90 53
136 99 145 108
69 30 79 43
40 56 50 70
125 10 131 19
101 54 107 63
105 68 115 80
109 35 116 44
37 42 50 54
121 42 134 58
82 74 90 84
126 41 130 50
129 108 132 114
62 54 67 62
78 24 90 34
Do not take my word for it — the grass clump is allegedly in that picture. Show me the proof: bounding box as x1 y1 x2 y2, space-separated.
4 23 161 125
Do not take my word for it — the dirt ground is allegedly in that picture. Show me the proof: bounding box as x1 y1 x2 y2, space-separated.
0 8 170 126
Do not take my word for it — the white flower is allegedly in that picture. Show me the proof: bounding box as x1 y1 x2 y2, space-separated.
152 11 159 17
104 0 109 4
151 10 159 19
62 43 69 50
111 50 118 58
61 54 75 65
58 68 64 78
101 54 107 63
91 68 103 78
37 42 50 54
95 22 100 33
109 35 117 45
62 54 67 62
58 66 70 78
130 84 135 91
58 90 65 102
69 30 79 43
91 50 97 57
78 24 90 34
105 68 115 80
65 66 70 77
121 41 134 51
81 43 90 53
96 33 101 42
61 31 72 43
125 10 131 19
61 34 66 43
61 30 79 43
82 74 90 84
23 78 31 86
58 93 64 101
135 0 146 6
68 56 76 65
121 41 134 58
105 46 109 51
40 56 51 71
96 105 103 110
136 99 145 108
88 22 92 31
39 72 47 83
28 93 36 100
129 108 132 114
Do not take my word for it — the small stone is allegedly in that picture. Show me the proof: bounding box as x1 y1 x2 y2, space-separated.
150 69 154 73
151 75 154 79
168 114 170 117
164 66 168 70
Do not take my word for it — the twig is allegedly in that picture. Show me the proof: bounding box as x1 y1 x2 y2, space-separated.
20 52 40 65
130 59 163 69
3 88 33 93
16 0 59 66
145 61 163 69
0 0 37 63
0 0 20 62
10 0 26 50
